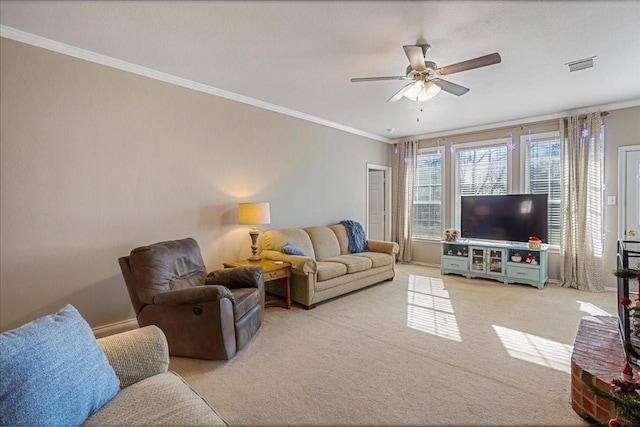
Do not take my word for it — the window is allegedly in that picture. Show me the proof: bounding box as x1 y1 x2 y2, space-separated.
412 149 442 239
522 131 562 246
454 139 510 229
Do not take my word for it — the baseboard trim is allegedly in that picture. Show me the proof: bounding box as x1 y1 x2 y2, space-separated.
403 261 441 268
410 263 569 287
92 318 138 339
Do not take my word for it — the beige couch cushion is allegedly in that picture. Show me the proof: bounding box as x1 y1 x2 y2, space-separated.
304 226 341 260
261 229 316 259
328 224 351 255
316 261 347 281
323 255 372 273
83 372 228 426
354 251 394 268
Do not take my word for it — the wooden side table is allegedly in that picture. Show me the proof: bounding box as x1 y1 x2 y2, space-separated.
222 259 291 309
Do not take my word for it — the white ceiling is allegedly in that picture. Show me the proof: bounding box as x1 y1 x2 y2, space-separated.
1 1 639 143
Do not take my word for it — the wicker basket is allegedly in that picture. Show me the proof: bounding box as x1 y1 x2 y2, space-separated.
528 240 542 249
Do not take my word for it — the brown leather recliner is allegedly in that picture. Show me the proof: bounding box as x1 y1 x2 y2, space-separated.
118 237 264 360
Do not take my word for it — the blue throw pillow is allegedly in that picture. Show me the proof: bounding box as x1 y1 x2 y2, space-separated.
283 243 307 257
0 304 120 426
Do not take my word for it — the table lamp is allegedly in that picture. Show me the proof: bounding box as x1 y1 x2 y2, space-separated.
238 202 271 261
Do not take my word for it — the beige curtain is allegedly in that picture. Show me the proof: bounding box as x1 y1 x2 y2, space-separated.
560 113 604 291
391 141 417 262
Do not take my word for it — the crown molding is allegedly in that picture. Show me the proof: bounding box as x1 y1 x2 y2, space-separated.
391 98 640 143
1 25 390 144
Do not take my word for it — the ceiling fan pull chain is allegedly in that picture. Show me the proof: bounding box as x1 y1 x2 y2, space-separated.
417 106 424 122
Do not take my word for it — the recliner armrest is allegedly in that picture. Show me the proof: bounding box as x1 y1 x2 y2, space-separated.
152 285 234 306
206 266 264 289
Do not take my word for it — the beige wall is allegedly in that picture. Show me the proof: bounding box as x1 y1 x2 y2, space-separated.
409 105 640 289
0 38 390 331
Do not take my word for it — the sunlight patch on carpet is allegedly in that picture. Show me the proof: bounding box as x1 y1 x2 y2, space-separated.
576 300 612 316
407 274 462 342
492 325 573 373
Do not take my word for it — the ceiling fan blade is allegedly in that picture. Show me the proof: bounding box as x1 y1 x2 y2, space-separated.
403 45 426 72
386 82 415 103
350 76 410 83
433 79 470 96
438 53 502 76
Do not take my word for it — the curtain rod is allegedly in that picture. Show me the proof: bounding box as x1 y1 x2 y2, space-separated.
576 111 609 120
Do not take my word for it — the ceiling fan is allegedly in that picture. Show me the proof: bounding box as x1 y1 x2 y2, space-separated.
351 43 501 103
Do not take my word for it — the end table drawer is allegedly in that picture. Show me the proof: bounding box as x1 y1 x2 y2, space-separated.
265 268 288 281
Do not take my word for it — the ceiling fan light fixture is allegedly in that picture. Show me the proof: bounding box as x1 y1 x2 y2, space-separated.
403 80 441 102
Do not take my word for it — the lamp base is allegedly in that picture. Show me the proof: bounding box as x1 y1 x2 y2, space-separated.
248 228 261 262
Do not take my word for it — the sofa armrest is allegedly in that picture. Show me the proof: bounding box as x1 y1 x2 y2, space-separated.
152 285 234 306
206 266 263 289
97 325 169 388
261 249 318 274
366 240 400 256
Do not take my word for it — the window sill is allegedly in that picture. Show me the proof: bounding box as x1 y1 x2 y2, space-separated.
411 237 441 243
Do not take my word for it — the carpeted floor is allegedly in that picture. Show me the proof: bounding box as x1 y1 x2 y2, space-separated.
169 263 618 426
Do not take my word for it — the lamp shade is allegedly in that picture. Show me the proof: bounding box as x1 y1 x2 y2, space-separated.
238 202 271 225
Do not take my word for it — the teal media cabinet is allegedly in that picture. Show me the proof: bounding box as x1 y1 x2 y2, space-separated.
441 239 548 289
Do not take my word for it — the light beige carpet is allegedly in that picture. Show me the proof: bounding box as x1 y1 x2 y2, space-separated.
169 264 618 426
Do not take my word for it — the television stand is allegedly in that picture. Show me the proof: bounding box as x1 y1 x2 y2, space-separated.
441 239 548 289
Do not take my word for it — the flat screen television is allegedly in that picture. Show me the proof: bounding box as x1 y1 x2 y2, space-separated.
460 194 548 243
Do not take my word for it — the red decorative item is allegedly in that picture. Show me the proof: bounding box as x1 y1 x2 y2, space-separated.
622 361 634 380
528 236 542 249
611 360 639 396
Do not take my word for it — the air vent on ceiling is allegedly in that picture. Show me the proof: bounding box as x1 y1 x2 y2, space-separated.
566 56 596 72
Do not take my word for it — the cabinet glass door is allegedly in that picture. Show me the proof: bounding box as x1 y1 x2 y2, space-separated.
470 247 486 273
488 249 505 275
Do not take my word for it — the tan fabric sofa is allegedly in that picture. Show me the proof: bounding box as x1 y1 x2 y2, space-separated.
260 224 399 308
84 326 228 426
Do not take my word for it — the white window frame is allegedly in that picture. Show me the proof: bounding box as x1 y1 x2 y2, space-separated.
520 131 562 249
450 137 513 230
412 146 444 240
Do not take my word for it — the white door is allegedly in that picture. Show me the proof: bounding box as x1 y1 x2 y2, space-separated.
368 169 385 241
623 148 640 242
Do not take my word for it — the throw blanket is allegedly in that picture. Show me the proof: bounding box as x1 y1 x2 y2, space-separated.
340 220 368 253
